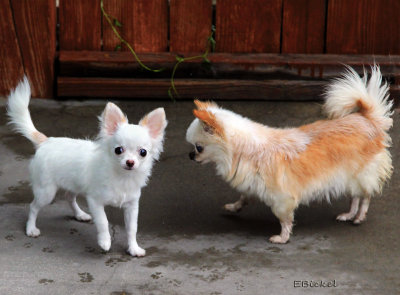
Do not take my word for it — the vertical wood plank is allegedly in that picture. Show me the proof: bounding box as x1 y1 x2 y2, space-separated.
132 0 168 52
169 0 212 53
0 0 24 96
11 0 56 98
102 0 135 51
216 0 283 53
59 0 101 50
281 0 326 53
327 0 400 54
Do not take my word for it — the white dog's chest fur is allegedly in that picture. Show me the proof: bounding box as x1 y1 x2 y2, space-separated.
93 179 143 207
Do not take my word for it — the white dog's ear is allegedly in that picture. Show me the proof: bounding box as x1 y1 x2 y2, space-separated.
99 102 128 136
139 108 167 140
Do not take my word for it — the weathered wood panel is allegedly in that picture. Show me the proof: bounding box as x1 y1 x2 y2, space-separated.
169 0 212 53
0 0 24 96
282 0 326 53
216 0 282 53
131 0 168 52
11 0 56 98
59 0 101 50
102 0 135 51
216 0 283 53
327 0 400 54
59 51 400 79
57 77 326 100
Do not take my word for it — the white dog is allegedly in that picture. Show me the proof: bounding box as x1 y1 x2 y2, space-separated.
7 77 167 256
186 66 392 244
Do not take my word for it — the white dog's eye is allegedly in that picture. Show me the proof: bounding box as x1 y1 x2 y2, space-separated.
114 146 124 155
139 148 147 157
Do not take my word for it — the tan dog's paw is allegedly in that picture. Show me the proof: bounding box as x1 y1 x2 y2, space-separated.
269 235 289 244
353 217 366 225
223 203 241 213
336 213 354 222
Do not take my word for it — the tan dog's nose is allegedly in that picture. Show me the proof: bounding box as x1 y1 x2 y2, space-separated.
189 151 195 160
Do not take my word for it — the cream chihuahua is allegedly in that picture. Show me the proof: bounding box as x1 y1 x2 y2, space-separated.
7 77 167 256
186 66 392 244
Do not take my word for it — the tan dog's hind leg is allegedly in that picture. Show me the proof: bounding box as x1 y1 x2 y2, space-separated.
336 197 360 221
224 195 248 213
353 196 371 224
269 197 297 244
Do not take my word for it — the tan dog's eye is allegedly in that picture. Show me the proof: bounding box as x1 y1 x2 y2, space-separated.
195 144 203 153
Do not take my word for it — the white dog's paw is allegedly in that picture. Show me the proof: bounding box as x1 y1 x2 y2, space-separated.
127 245 146 257
26 226 41 237
223 203 240 213
336 213 353 222
97 234 111 252
269 235 289 244
75 212 92 222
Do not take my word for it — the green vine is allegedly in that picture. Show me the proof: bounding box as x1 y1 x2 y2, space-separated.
100 0 216 100
100 0 164 72
168 26 216 99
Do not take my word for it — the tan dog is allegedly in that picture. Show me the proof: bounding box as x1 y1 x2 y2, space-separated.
186 66 392 244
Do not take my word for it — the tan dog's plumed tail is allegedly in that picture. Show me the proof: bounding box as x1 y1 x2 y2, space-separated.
324 65 393 131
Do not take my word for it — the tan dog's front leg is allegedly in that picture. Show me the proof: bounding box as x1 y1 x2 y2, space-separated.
224 195 248 213
269 197 296 244
353 196 371 224
336 197 360 222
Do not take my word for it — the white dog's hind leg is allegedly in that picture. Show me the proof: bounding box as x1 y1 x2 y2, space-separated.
269 197 296 244
353 196 371 224
68 195 92 222
26 184 57 237
87 198 111 251
336 197 360 221
224 195 248 213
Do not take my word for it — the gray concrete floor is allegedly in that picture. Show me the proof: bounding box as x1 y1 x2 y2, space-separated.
0 98 399 295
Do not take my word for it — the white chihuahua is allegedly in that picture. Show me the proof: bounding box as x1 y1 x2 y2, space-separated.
7 77 167 256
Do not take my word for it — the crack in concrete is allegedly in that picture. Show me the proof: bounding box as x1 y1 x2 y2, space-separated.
110 224 117 243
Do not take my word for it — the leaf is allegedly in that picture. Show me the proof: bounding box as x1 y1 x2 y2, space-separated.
203 57 211 64
175 55 185 62
209 38 216 52
113 18 122 27
114 44 122 51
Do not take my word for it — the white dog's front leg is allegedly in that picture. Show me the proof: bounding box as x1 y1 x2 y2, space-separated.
87 198 111 252
123 197 145 257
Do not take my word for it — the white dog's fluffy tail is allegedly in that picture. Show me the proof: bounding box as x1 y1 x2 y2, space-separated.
7 76 47 146
324 65 393 131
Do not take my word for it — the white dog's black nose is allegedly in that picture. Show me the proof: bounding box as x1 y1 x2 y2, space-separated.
126 160 135 168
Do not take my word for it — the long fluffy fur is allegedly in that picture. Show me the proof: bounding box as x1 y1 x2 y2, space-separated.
186 66 393 244
324 65 393 131
7 76 47 146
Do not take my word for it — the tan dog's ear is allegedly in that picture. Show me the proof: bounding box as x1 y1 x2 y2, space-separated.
194 99 218 110
193 109 224 137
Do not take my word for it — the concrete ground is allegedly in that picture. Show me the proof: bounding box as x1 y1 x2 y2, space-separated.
0 98 399 295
